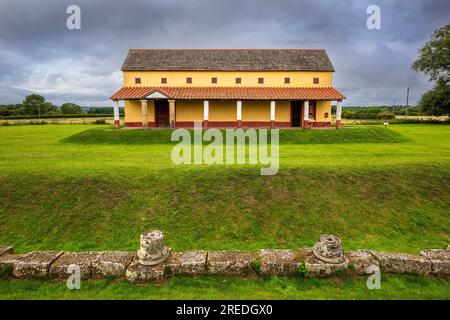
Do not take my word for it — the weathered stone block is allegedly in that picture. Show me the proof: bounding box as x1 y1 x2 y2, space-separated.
347 250 379 275
0 246 14 256
0 254 25 271
260 249 309 276
207 251 255 276
305 252 348 277
419 249 450 275
12 251 63 278
49 252 100 280
371 251 431 275
126 259 165 284
419 249 450 260
313 235 346 264
137 230 170 266
92 251 134 279
164 250 207 275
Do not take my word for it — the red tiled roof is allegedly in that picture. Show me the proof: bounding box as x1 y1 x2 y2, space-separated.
111 87 345 100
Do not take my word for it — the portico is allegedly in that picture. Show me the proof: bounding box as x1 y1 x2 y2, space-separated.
112 88 344 129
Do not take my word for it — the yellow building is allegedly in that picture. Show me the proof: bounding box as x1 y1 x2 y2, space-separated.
111 49 345 129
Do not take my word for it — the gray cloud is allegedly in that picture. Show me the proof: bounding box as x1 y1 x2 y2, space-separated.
0 0 448 106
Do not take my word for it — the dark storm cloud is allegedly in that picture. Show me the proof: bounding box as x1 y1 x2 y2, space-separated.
0 0 448 106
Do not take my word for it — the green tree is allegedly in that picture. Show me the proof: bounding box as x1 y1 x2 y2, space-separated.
22 94 45 115
61 103 83 114
412 24 450 84
417 81 450 116
22 94 57 115
412 24 450 115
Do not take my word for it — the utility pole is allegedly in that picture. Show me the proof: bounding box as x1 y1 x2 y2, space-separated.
405 87 410 117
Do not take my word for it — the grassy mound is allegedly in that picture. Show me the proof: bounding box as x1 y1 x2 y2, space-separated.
61 126 408 145
1 165 448 253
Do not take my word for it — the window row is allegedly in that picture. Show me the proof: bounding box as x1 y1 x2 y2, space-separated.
135 77 320 85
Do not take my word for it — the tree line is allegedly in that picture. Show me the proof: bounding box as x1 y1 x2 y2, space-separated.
340 106 422 119
0 94 122 117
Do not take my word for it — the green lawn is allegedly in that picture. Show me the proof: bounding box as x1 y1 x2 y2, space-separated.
0 275 449 300
0 124 449 299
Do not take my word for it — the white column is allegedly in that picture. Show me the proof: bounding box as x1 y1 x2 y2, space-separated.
303 100 309 121
336 100 342 121
303 100 309 128
237 100 242 120
270 101 276 121
203 100 209 120
113 100 120 129
336 100 342 129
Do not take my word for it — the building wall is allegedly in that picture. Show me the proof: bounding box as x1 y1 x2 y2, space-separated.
315 101 331 122
124 100 155 123
176 100 203 122
125 99 331 127
123 71 333 87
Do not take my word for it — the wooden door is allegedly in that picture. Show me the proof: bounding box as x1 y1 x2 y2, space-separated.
155 100 169 127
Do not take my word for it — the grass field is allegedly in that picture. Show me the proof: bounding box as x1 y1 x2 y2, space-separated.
0 124 449 299
0 275 449 300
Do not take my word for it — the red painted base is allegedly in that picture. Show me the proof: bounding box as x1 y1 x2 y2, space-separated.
336 120 341 129
125 122 156 128
124 121 329 129
114 120 120 129
312 121 332 128
302 120 310 129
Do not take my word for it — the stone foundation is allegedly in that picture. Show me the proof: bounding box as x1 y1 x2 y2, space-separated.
1 242 449 284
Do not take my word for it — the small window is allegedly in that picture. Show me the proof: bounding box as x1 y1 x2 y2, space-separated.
235 77 241 84
186 77 192 84
325 112 329 119
135 78 141 84
284 77 290 84
211 77 217 84
313 77 319 84
258 78 264 84
161 78 167 84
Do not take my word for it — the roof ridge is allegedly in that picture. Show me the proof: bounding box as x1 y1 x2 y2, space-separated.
128 48 326 51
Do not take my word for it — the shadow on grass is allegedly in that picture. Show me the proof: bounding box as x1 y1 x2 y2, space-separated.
60 126 409 145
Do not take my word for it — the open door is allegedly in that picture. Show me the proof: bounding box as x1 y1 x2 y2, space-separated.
290 101 302 127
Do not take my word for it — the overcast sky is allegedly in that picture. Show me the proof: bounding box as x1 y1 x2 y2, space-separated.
0 0 448 106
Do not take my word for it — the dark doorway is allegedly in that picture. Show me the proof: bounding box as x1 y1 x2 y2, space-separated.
290 101 302 127
155 100 169 127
